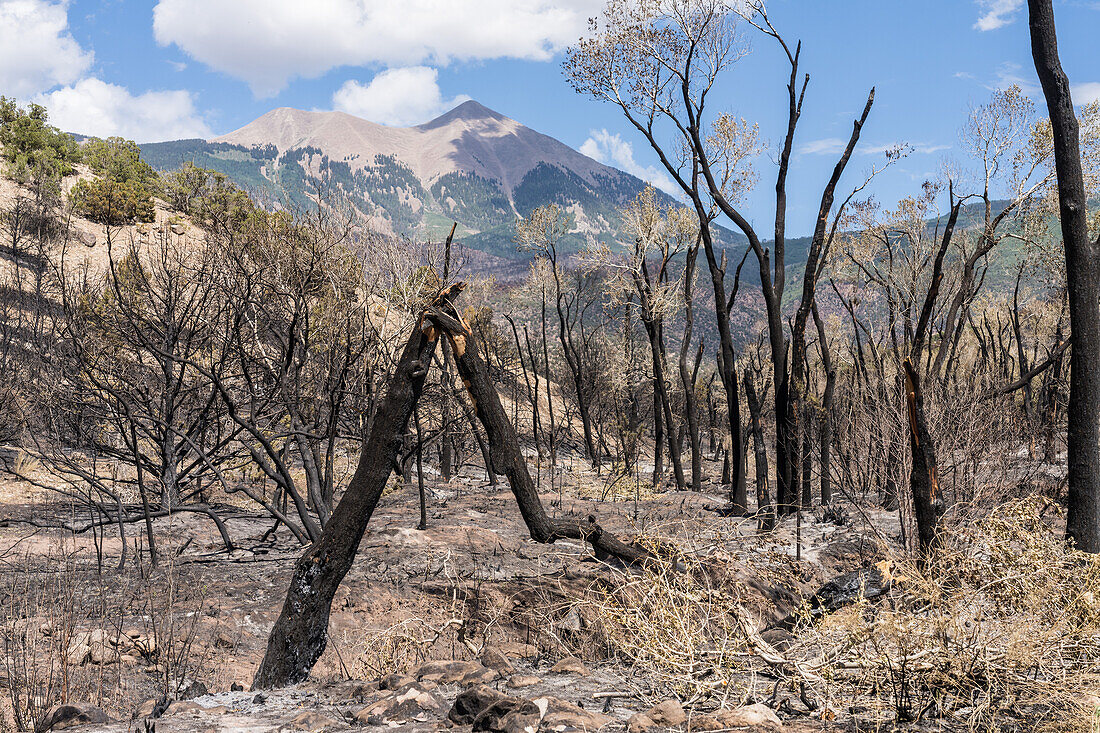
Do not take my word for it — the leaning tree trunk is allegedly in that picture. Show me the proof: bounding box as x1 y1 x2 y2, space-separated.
252 285 461 690
254 285 656 690
426 302 656 566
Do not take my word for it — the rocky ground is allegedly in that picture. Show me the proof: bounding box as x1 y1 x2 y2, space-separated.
0 455 898 732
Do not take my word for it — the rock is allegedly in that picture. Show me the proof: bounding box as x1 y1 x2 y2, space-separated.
759 627 795 652
507 675 541 689
643 700 687 728
164 700 204 715
549 656 591 676
354 686 444 725
170 223 186 235
282 710 341 731
413 659 497 685
449 686 517 725
449 685 540 733
716 703 783 730
180 679 209 699
230 682 245 692
379 673 416 690
496 641 539 659
132 698 157 719
534 696 614 731
689 713 723 731
481 646 516 674
78 231 96 247
627 713 657 733
37 704 110 730
326 679 378 702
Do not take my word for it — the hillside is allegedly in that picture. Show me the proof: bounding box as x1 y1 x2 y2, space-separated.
140 101 744 258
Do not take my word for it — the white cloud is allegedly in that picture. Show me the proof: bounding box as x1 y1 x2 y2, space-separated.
860 141 951 156
973 0 1023 31
0 0 92 98
990 62 1039 95
1073 82 1100 105
580 129 677 196
798 138 846 156
153 0 602 97
332 67 469 127
35 78 213 141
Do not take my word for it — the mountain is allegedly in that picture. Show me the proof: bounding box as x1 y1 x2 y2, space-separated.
140 101 740 258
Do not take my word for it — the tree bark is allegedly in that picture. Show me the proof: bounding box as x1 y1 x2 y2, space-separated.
1029 0 1100 552
903 359 939 559
252 284 460 690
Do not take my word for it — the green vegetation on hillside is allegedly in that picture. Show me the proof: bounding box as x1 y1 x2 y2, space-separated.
0 97 81 202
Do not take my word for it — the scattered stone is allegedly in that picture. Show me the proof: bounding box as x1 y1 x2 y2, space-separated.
534 696 614 731
230 682 245 692
549 656 591 676
481 647 516 674
170 223 186 235
283 710 341 731
507 675 541 689
716 703 783 730
627 713 657 733
78 231 96 247
354 685 444 725
252 693 267 704
642 699 687 728
37 704 110 731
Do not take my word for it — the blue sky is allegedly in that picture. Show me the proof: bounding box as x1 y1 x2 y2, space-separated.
2 0 1098 236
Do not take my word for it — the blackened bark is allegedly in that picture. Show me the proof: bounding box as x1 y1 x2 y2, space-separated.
428 305 655 567
812 302 836 505
1029 0 1100 552
903 359 939 559
251 285 459 690
744 369 775 532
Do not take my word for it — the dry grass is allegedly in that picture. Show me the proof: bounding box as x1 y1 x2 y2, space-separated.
565 498 1100 731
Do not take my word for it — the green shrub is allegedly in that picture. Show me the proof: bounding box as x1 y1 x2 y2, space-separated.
71 178 155 225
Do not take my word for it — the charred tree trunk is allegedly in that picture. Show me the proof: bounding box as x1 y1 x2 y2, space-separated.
427 303 655 566
251 285 459 690
744 369 775 532
903 359 939 559
1029 0 1100 552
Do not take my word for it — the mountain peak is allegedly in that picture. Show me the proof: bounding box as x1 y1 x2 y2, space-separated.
419 100 507 129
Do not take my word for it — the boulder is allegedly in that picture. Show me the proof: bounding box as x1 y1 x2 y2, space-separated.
627 712 657 732
481 646 516 674
449 685 540 733
353 686 444 725
549 656 591 676
37 704 110 731
643 700 687 727
413 659 497 685
282 710 341 731
534 696 614 731
716 703 782 730
507 675 541 689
